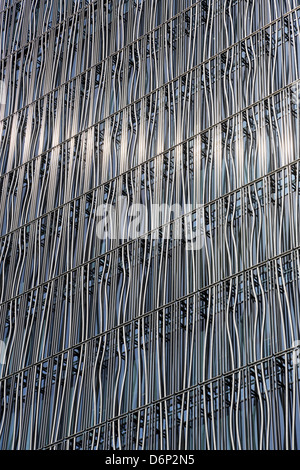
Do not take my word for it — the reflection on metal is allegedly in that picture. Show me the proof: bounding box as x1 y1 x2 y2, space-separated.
0 0 300 450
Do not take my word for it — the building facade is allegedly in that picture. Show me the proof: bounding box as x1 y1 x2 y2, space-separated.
0 0 300 450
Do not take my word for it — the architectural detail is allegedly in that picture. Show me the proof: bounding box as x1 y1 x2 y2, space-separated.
0 0 299 450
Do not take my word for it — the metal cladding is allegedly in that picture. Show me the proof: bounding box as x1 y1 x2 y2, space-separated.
0 0 300 450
